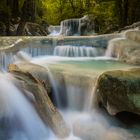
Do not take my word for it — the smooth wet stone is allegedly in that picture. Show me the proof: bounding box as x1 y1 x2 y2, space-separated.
9 63 70 138
95 68 140 116
125 30 140 43
106 30 140 65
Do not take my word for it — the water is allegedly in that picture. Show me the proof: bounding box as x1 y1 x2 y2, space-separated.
60 19 81 36
0 36 140 140
0 54 139 140
49 30 60 36
0 73 48 140
48 26 61 36
31 54 139 140
0 43 105 70
0 52 14 71
54 45 103 57
59 15 95 36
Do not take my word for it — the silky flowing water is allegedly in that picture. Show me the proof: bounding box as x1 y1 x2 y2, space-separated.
0 37 140 140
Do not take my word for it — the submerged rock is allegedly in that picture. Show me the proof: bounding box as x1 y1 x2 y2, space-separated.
95 68 140 116
9 63 70 138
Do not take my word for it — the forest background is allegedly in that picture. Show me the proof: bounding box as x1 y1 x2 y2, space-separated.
0 0 140 35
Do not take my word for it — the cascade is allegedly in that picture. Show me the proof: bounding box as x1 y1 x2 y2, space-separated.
36 59 135 140
60 19 82 36
48 26 61 36
0 36 139 140
47 71 94 111
0 52 14 71
54 45 104 57
0 73 48 140
59 15 95 36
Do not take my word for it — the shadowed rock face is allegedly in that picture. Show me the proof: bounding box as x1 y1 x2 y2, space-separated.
8 63 70 138
95 68 140 116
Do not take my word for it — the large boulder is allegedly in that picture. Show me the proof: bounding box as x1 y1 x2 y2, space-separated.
8 63 70 138
16 22 48 36
95 68 140 116
125 30 140 43
106 30 140 65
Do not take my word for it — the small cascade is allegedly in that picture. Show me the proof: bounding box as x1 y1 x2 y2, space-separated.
47 70 62 108
0 36 139 140
60 19 81 36
47 69 95 111
59 15 95 36
48 26 61 36
0 52 14 71
21 46 53 57
54 45 103 57
0 73 48 140
44 68 136 140
49 30 60 36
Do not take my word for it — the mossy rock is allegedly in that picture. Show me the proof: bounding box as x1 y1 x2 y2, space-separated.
95 68 140 116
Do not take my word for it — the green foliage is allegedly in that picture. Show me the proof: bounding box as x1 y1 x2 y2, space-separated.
40 0 119 32
0 0 140 33
0 1 11 16
19 0 25 9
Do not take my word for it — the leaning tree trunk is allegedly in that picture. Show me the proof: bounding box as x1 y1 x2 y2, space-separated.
16 21 26 35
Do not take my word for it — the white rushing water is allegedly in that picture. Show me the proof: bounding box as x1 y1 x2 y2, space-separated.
0 73 49 140
54 45 100 57
0 72 83 140
0 42 138 140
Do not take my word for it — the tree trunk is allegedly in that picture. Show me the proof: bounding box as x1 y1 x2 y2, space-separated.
12 0 20 18
16 21 26 35
122 0 129 26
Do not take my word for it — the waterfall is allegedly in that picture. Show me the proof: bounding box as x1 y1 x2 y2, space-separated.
0 73 48 140
21 46 53 57
0 71 134 140
48 26 61 36
0 52 14 71
43 67 135 140
60 19 81 36
54 45 103 57
0 36 139 140
59 15 95 36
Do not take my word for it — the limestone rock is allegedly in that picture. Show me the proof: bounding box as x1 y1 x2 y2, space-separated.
9 63 70 138
106 30 140 65
125 30 140 43
95 68 140 116
16 22 48 36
